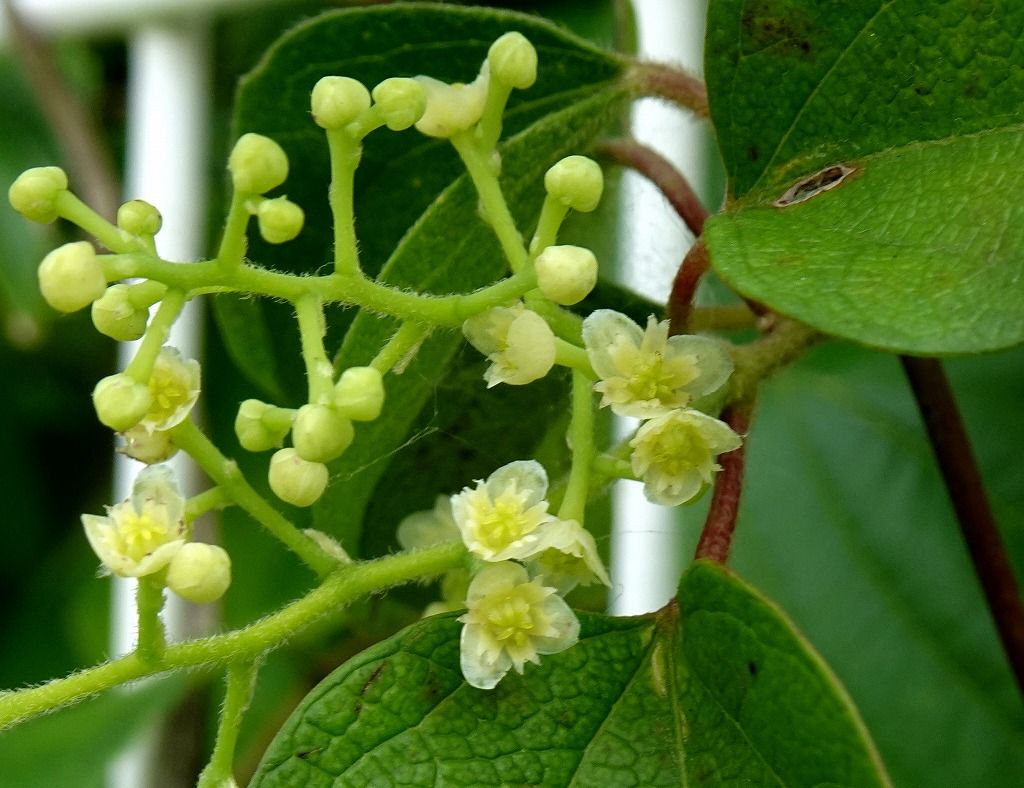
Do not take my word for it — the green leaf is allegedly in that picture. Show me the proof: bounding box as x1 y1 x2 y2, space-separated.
730 342 1024 785
228 5 628 556
250 561 888 786
702 0 1024 353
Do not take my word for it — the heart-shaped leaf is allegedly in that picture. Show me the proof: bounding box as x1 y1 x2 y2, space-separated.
250 561 889 786
702 0 1024 353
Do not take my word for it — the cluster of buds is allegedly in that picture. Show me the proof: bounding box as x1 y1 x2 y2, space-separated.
234 364 386 507
400 460 608 689
82 466 231 604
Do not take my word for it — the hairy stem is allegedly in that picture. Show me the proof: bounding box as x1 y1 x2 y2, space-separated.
135 576 167 664
295 294 334 403
197 659 260 788
0 542 467 730
694 399 754 563
900 355 1024 699
626 61 709 117
558 370 596 522
599 138 708 237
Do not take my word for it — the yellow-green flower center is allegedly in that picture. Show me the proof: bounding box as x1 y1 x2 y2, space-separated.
147 362 191 426
641 421 710 478
113 510 174 562
470 485 545 553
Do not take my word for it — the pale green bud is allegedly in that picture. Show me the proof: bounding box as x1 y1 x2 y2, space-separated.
228 133 289 194
488 32 537 90
8 166 68 223
166 542 232 604
292 403 354 463
311 76 371 129
234 399 293 452
119 424 178 464
544 155 603 212
117 199 162 236
38 241 106 313
257 197 304 244
534 245 598 306
334 366 384 421
92 284 149 341
303 528 352 563
371 78 427 131
268 448 329 507
413 72 489 138
93 373 153 432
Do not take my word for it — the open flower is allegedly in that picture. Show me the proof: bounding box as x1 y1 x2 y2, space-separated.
451 460 554 561
397 495 459 550
140 346 201 433
582 310 732 418
630 408 742 506
413 66 489 138
459 561 579 689
81 465 186 577
526 518 611 594
463 303 556 387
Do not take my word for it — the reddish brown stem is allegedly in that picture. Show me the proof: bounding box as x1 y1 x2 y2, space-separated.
667 240 710 335
695 399 753 563
599 138 709 236
627 61 709 118
900 355 1024 700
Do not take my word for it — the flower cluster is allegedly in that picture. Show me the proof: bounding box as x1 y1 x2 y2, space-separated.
82 465 231 604
400 460 608 689
584 310 741 505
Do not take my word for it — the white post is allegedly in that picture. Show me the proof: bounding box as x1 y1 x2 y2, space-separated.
107 19 210 788
610 0 707 615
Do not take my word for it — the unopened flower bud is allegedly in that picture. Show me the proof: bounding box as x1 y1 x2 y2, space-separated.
9 166 68 223
544 155 603 212
488 32 537 90
303 528 352 563
311 76 371 129
38 241 106 313
235 399 293 452
119 424 178 464
228 133 289 194
413 72 489 138
257 197 304 244
268 448 329 507
117 199 162 236
292 403 354 463
371 78 427 131
334 366 384 421
93 373 153 432
534 245 598 305
166 542 232 604
92 284 149 341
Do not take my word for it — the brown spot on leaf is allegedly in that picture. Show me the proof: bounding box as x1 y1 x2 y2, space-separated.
774 164 856 207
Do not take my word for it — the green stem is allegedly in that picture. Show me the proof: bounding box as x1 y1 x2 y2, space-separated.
0 542 467 730
528 195 569 256
168 418 337 576
327 130 362 275
558 370 595 522
476 81 512 153
197 660 259 788
185 486 232 524
295 294 334 404
216 190 251 271
56 191 141 254
125 279 167 309
135 576 166 664
123 289 187 382
554 338 596 378
450 132 528 273
592 453 634 481
370 321 430 375
729 319 819 401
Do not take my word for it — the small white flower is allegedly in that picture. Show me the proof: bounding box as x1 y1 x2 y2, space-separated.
81 465 186 577
459 561 579 689
451 460 553 561
630 408 742 506
463 304 556 387
526 518 610 594
140 346 201 433
583 310 733 418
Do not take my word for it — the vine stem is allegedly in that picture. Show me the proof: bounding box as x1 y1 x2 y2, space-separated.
0 542 467 730
626 61 709 117
900 355 1024 699
694 399 754 563
667 240 710 335
599 138 708 237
